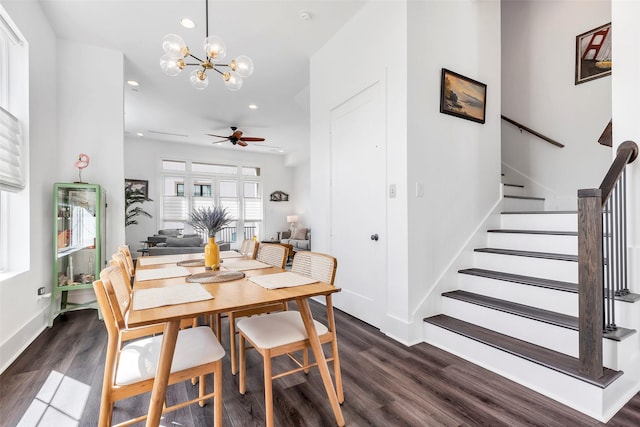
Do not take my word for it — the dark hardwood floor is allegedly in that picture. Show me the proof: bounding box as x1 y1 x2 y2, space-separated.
1 302 639 427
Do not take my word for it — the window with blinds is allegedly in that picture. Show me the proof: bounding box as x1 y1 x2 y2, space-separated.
0 106 24 192
159 160 263 241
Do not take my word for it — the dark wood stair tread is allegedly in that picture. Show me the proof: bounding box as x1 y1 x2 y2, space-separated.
474 247 577 262
501 210 577 215
503 183 525 188
504 195 545 201
458 268 577 293
442 290 577 330
488 229 577 236
424 314 623 388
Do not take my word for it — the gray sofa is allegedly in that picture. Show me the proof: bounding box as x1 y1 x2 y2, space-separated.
147 230 230 256
278 228 311 251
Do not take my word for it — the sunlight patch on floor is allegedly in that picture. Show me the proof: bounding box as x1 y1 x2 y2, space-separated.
17 370 90 427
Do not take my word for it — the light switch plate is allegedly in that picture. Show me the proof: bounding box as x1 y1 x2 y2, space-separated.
389 184 397 198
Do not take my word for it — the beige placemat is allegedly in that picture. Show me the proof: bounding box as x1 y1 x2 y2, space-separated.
220 250 244 259
248 272 319 290
137 253 203 266
222 260 272 271
132 284 213 310
135 266 191 282
186 271 245 283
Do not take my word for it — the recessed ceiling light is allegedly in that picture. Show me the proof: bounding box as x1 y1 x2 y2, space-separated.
180 18 195 29
136 132 144 137
248 104 259 110
127 80 140 87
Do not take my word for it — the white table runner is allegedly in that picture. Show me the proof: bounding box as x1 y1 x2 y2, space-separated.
220 250 244 259
138 253 203 266
132 284 213 310
222 260 272 271
135 266 191 282
248 272 319 290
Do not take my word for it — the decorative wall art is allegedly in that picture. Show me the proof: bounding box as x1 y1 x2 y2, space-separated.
270 191 289 202
125 179 149 198
440 68 487 124
575 23 611 85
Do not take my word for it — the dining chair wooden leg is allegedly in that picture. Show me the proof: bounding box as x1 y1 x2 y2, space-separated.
229 312 238 375
198 375 206 407
303 348 309 374
239 333 246 394
332 340 344 403
264 349 274 427
214 362 223 426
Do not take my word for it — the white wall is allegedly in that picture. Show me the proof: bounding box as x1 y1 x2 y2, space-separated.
310 0 409 338
57 40 125 260
0 0 58 372
406 0 502 336
501 0 611 209
612 0 640 295
292 159 311 231
123 137 295 253
0 4 125 372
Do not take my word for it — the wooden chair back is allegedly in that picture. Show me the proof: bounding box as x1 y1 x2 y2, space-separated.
118 245 135 273
239 239 258 259
256 243 287 269
292 251 337 285
112 252 133 283
100 265 133 330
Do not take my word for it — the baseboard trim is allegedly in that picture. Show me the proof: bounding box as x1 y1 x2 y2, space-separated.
0 307 47 374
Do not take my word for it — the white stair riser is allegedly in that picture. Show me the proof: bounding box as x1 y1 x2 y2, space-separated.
457 273 578 316
441 297 578 357
474 252 577 282
502 184 527 197
423 323 616 422
501 213 577 231
488 232 577 254
503 197 545 211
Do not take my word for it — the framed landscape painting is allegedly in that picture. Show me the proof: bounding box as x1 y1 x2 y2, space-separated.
440 68 487 124
125 179 148 198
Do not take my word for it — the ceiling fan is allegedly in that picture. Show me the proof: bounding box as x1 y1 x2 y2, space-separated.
206 126 265 147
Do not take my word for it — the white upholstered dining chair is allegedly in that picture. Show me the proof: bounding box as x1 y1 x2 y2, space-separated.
94 265 225 426
237 251 343 427
227 243 289 375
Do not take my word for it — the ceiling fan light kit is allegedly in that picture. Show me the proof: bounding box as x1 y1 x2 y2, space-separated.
160 0 254 91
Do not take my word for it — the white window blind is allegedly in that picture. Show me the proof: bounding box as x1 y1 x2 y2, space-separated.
0 106 24 192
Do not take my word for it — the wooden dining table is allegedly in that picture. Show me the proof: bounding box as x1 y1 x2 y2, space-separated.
128 252 345 426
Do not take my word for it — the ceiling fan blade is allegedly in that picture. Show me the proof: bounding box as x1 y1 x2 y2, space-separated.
232 130 243 139
211 139 228 144
239 137 265 142
237 140 249 147
206 134 231 138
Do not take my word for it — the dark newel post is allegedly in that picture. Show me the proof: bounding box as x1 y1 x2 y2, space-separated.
578 188 604 378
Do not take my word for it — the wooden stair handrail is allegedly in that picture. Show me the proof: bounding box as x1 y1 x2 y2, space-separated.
577 140 638 380
598 141 638 204
501 115 565 148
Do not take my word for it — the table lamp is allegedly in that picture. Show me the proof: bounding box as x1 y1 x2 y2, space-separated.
287 215 298 234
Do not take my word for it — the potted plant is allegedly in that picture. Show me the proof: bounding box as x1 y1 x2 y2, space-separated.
188 205 232 270
125 188 153 227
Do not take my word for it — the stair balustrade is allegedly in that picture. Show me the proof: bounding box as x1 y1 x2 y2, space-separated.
577 140 638 379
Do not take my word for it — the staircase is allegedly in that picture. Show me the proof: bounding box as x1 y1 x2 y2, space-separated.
423 179 640 422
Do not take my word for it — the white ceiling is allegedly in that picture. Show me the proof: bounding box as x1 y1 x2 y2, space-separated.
38 0 366 162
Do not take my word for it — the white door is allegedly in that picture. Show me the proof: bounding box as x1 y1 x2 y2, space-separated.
330 81 386 328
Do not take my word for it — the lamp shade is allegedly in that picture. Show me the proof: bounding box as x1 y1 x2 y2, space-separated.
287 215 298 223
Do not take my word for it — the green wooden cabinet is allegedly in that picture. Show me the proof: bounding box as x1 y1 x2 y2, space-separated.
49 183 106 326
